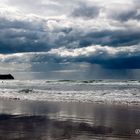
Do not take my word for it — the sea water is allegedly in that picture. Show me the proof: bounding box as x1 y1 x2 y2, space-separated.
0 80 140 105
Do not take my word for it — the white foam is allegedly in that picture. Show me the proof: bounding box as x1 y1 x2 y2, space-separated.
0 80 140 105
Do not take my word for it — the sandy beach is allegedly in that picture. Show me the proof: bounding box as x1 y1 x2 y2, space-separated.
0 99 140 140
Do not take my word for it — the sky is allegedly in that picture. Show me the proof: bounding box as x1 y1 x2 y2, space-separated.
0 0 140 80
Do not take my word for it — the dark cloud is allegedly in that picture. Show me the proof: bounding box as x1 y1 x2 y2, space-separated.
101 56 140 69
64 54 140 69
0 27 51 54
107 4 140 22
2 43 140 69
110 10 140 21
0 18 42 31
71 3 100 19
54 28 140 49
0 14 140 55
79 29 140 47
0 17 64 53
118 11 139 21
75 53 140 69
0 0 140 72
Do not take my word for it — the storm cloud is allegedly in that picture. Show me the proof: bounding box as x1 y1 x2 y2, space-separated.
1 44 140 69
0 0 140 71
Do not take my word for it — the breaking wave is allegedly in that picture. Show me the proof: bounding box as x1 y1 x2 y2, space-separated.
0 80 140 105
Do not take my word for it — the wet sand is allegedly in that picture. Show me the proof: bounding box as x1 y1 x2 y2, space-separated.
0 99 140 139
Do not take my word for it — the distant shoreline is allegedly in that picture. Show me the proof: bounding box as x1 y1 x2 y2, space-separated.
0 74 14 80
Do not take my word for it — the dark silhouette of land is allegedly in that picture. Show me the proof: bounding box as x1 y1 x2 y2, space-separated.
0 74 14 80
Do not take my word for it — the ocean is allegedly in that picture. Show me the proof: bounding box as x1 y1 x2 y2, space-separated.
0 80 140 105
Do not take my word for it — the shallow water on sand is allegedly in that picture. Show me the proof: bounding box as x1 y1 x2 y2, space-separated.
0 99 140 139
